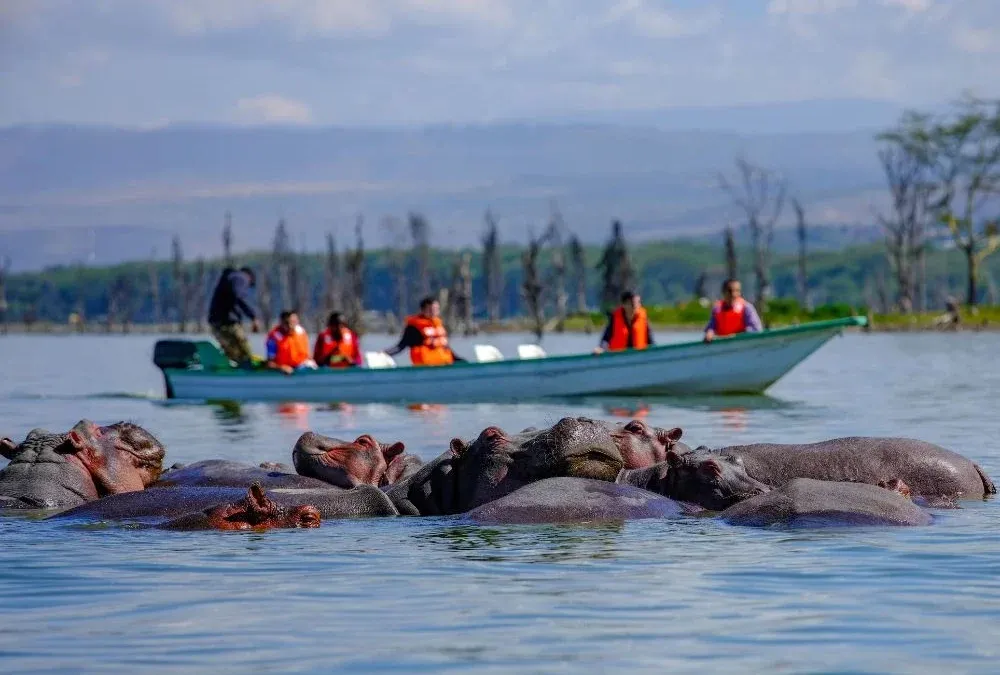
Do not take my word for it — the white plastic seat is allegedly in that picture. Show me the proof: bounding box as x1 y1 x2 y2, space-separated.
474 344 504 362
517 344 547 359
364 352 397 369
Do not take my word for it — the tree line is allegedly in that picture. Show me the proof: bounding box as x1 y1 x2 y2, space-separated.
1 96 998 335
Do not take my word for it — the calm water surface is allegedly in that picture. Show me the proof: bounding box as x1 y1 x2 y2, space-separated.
1 330 999 673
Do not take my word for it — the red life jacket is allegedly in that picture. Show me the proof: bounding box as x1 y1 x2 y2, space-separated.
405 315 453 366
315 326 360 368
608 307 649 351
713 299 747 336
267 324 311 368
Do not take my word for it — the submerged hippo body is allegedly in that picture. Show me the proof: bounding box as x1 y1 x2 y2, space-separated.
153 460 333 490
50 484 397 522
157 483 322 531
463 477 692 524
387 417 624 516
713 437 995 500
719 478 934 527
0 421 166 510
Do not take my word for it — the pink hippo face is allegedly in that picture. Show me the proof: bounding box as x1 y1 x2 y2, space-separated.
611 419 685 470
163 483 322 531
66 419 167 495
292 431 405 487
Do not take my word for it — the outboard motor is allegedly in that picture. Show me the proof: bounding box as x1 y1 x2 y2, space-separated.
152 340 200 399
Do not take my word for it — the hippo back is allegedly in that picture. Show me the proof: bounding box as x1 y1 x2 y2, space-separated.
152 460 333 490
718 437 995 500
0 430 99 509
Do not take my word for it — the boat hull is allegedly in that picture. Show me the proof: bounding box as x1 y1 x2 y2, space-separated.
160 318 863 403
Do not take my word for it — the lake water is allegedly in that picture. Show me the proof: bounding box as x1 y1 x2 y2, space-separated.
1 330 999 673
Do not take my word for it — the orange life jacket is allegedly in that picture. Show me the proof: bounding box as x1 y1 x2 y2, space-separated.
405 315 453 366
267 324 311 368
315 326 360 368
608 307 649 351
713 299 747 336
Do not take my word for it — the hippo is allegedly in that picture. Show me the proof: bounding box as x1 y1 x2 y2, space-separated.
383 452 424 486
386 417 625 516
462 477 695 524
707 437 995 500
292 431 405 488
50 483 398 522
0 420 166 509
616 448 770 510
152 460 333 490
610 419 686 469
718 478 934 527
157 483 322 531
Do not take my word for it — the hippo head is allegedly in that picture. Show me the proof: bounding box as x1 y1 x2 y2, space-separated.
292 431 404 487
878 478 912 498
660 447 770 511
448 417 624 511
611 419 686 470
1 437 17 461
191 483 321 531
66 419 167 494
382 451 424 486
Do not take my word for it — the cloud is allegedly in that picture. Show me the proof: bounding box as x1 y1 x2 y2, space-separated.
236 94 314 124
880 0 932 12
767 0 857 16
951 26 999 54
610 1 723 39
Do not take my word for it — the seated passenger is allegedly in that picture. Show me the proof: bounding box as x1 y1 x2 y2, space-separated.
266 310 316 374
314 312 362 368
703 279 763 342
384 296 465 366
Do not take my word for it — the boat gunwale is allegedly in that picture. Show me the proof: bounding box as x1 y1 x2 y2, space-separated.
161 316 865 378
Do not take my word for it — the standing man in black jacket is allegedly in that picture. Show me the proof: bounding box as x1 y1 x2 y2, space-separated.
207 267 260 367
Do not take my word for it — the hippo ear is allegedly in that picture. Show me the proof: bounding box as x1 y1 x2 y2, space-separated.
381 442 405 461
657 427 683 446
449 438 468 458
1 437 16 460
665 449 685 468
698 459 723 479
67 430 89 453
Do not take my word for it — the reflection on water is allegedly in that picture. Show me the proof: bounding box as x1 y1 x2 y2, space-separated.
1 332 1000 672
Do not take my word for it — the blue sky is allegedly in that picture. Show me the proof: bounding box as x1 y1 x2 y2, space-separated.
1 0 998 128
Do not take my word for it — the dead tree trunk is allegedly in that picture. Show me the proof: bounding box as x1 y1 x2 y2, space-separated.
792 199 810 310
522 232 545 341
482 210 503 324
545 203 569 332
222 211 234 267
171 235 189 333
724 225 738 281
191 258 208 333
409 212 432 305
148 250 161 326
597 220 635 310
323 232 342 316
568 235 587 313
257 268 273 329
345 216 366 334
0 256 9 336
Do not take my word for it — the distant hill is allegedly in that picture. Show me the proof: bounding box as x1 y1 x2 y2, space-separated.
0 100 899 271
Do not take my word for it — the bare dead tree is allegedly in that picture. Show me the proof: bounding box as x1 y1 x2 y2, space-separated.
171 235 189 332
408 212 432 305
222 211 234 267
694 271 707 300
792 199 811 310
724 225 738 281
597 220 636 310
522 231 545 341
545 203 569 332
323 232 342 317
257 267 273 329
567 234 587 313
381 216 409 329
191 258 208 333
0 255 9 335
147 248 162 326
482 210 503 324
718 156 787 310
272 218 292 311
345 216 366 334
445 251 474 336
874 145 930 313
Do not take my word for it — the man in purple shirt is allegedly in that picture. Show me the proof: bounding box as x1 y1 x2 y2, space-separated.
704 279 763 342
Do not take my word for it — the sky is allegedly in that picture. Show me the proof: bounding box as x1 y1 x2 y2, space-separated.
1 0 998 128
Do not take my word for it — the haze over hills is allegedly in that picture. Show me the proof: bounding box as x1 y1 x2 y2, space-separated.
0 99 900 271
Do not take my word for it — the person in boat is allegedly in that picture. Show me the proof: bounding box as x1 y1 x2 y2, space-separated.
594 290 654 354
207 267 260 367
265 310 317 375
314 311 362 368
703 279 762 342
384 296 465 366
